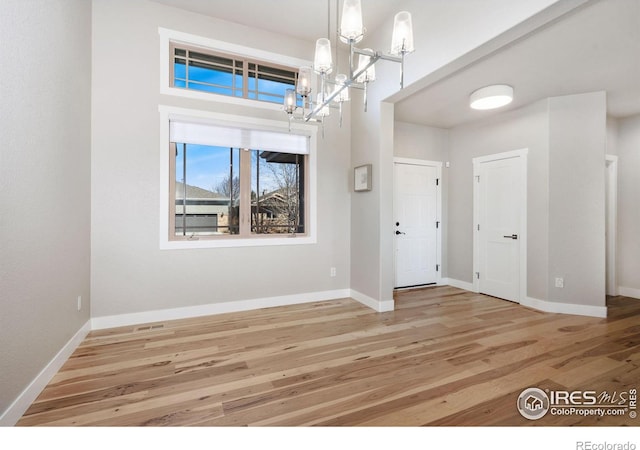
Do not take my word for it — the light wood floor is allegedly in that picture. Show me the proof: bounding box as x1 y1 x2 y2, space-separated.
18 287 639 426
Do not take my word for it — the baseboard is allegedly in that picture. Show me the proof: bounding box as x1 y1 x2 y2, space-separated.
3 288 385 425
522 297 607 318
350 290 395 313
441 277 475 292
441 278 607 318
91 289 352 330
618 286 640 300
0 320 91 427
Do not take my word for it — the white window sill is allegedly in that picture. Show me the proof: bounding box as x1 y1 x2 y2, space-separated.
160 235 316 250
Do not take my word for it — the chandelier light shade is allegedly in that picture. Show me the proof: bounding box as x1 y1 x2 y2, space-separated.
357 50 376 83
284 88 297 114
340 0 364 43
313 38 333 74
469 84 514 110
334 74 350 102
390 11 415 55
296 66 312 97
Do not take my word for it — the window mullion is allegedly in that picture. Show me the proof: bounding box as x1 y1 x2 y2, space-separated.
238 148 252 237
243 60 249 99
169 142 177 239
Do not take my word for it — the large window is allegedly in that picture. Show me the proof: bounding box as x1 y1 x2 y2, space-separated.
168 119 309 242
170 43 298 106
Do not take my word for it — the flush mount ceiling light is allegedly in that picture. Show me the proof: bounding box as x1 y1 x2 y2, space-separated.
469 84 514 110
284 0 414 132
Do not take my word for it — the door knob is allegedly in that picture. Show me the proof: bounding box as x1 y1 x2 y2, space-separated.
396 230 405 235
503 234 518 240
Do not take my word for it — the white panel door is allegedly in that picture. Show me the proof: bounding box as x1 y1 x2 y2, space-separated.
478 157 521 302
394 163 438 288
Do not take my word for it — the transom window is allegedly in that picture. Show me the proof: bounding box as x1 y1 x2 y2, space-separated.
170 43 298 105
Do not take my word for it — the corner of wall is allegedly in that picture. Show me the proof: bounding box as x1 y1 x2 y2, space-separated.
0 321 91 426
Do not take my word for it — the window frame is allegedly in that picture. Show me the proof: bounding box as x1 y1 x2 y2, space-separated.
159 28 313 110
159 105 318 250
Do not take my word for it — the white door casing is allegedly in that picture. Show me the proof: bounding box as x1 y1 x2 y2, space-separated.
473 149 528 303
393 158 442 289
605 154 618 296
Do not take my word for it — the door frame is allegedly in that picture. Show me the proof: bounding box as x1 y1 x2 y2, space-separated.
393 157 443 287
472 149 528 303
605 154 618 296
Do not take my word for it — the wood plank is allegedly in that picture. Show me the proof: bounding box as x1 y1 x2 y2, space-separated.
17 288 640 426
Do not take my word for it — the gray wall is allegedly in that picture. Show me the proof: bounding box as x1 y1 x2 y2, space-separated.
616 114 640 292
394 122 449 162
607 117 619 156
90 0 351 318
350 98 383 301
0 0 92 416
447 100 550 300
547 92 606 307
351 0 561 305
444 92 607 308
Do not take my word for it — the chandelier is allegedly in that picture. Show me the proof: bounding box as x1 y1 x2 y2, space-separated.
283 0 414 129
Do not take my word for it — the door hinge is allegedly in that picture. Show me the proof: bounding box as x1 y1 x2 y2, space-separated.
476 272 480 279
476 175 480 183
436 264 440 272
436 221 440 229
477 224 480 231
436 178 440 186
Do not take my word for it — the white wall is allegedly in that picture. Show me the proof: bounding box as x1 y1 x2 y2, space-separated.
616 114 640 295
0 0 92 418
547 92 607 307
90 0 351 319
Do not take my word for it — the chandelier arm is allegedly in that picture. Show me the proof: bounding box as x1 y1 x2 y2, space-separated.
363 81 368 112
400 51 405 89
352 46 403 64
349 41 354 79
304 54 379 122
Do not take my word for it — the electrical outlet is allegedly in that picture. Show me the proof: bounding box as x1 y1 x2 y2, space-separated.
330 267 336 277
77 295 82 311
555 278 564 288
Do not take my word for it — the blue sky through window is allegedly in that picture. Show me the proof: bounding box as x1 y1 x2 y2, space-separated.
176 145 282 195
174 61 295 103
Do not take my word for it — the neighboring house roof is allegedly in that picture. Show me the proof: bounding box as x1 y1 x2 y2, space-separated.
254 187 294 204
175 182 228 201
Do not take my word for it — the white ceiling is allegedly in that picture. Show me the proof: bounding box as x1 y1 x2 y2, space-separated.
150 0 639 129
394 0 640 128
149 0 400 42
